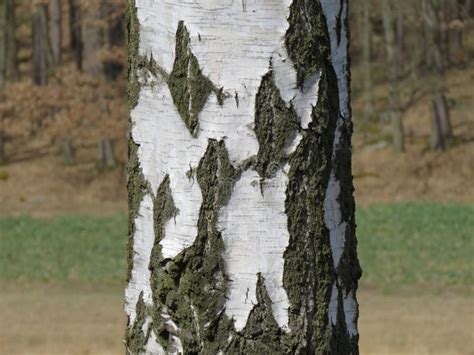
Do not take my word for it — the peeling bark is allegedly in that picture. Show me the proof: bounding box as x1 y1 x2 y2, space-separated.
126 0 360 353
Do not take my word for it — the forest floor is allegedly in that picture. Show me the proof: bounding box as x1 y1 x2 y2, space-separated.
0 65 473 216
0 65 473 354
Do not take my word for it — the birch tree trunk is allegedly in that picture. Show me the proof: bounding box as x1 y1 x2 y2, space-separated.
125 0 361 353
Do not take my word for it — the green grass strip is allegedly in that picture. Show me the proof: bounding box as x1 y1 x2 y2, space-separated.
0 203 472 287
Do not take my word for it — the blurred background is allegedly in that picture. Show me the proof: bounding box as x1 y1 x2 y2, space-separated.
0 0 472 354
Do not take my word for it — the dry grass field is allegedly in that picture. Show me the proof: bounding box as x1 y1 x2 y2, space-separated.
1 282 472 355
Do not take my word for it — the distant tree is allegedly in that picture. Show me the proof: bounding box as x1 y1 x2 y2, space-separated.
32 2 51 86
361 0 373 122
382 0 405 152
49 0 62 66
0 0 7 162
0 0 17 86
82 1 102 77
0 3 5 90
395 3 405 67
0 0 18 161
424 0 453 150
69 0 83 71
82 0 119 169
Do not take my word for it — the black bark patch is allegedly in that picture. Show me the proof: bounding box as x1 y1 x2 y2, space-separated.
126 0 148 283
285 0 332 87
126 139 149 283
126 0 140 109
329 285 351 354
226 274 290 353
334 120 362 294
148 140 236 353
168 22 224 137
283 69 339 354
255 70 300 179
125 292 152 353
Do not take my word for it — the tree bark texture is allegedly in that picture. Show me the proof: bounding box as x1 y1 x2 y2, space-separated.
126 1 361 353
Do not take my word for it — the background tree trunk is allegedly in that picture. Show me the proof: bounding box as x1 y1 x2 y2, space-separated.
0 109 4 162
32 4 50 86
439 0 451 65
126 0 361 353
80 1 117 169
98 138 116 169
396 4 405 67
362 0 373 122
97 0 117 170
81 3 102 77
424 0 453 150
49 0 62 66
0 1 7 88
0 1 6 162
1 0 17 85
382 0 405 152
62 138 76 165
68 0 83 71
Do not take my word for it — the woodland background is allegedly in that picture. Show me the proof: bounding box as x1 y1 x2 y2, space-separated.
0 0 473 354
